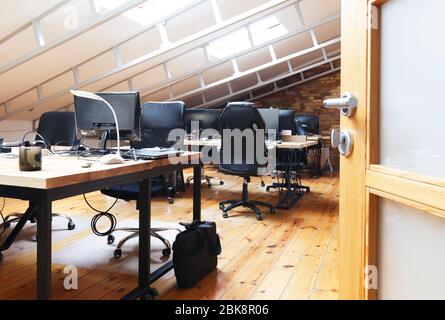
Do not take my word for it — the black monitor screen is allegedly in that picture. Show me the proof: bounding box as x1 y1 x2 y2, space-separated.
258 108 279 139
74 92 141 141
279 110 295 134
184 109 222 133
295 114 320 135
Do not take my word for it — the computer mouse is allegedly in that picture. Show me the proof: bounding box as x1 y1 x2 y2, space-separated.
80 161 93 169
100 154 125 165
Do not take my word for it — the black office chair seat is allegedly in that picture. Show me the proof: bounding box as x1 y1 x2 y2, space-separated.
100 177 166 201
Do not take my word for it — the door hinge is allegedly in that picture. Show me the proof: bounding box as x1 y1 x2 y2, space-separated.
369 4 379 30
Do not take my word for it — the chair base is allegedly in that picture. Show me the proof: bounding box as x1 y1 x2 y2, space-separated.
187 168 224 188
0 205 75 264
219 179 275 221
107 227 182 259
1 213 75 231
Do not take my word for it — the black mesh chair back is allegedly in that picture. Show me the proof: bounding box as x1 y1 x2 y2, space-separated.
37 112 78 147
133 101 185 149
218 102 267 176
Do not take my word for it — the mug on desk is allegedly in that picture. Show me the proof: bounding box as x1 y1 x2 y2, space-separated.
19 146 42 171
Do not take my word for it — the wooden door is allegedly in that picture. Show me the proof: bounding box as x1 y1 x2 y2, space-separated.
340 0 445 299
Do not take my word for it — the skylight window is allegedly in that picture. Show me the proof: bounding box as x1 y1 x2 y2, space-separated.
94 0 129 14
206 28 251 61
249 16 288 45
95 0 196 26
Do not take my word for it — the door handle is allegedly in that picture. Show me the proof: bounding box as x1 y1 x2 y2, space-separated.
323 92 357 117
331 129 354 157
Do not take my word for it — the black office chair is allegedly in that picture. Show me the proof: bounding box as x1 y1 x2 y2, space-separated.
0 112 78 264
101 101 186 259
184 108 224 187
36 112 79 147
218 102 275 221
1 112 77 231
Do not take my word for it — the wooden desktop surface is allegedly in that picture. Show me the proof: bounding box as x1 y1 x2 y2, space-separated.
184 139 318 149
0 152 200 190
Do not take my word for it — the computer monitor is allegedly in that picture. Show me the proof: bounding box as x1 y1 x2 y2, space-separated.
74 92 141 147
184 109 222 134
258 108 279 139
295 114 320 135
279 110 296 134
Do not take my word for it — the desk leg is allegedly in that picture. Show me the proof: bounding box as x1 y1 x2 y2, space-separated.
36 194 52 300
138 178 151 289
193 165 202 222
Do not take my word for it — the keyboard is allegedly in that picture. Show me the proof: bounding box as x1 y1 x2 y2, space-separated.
122 148 183 160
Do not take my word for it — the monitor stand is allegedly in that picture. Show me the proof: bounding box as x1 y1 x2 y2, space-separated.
89 131 112 155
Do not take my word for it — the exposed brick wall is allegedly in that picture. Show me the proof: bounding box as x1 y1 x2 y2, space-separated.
252 69 341 170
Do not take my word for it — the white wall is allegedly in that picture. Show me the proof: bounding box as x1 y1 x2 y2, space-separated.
0 120 33 142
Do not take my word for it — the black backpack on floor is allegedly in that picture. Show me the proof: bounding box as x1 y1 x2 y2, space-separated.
173 221 222 289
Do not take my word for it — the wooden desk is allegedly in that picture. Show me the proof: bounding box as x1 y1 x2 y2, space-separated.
184 139 220 148
0 153 201 300
184 139 318 150
184 139 318 209
274 141 318 149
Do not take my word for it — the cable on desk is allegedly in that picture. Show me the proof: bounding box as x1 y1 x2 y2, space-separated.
83 186 122 237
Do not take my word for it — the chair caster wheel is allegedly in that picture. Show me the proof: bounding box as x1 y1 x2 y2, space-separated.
168 198 175 204
114 249 122 259
222 213 229 219
67 222 75 231
162 248 171 257
107 235 115 245
219 204 225 211
220 181 224 186
0 252 4 265
256 215 263 221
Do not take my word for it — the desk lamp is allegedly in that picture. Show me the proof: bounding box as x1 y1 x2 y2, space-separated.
70 90 124 165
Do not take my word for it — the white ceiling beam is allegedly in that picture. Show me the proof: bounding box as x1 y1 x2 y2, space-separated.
161 37 340 103
0 0 150 75
195 60 340 109
0 0 72 45
128 78 135 91
157 22 171 48
72 67 81 85
125 12 340 99
113 46 123 66
194 56 340 109
249 63 340 102
89 0 98 15
32 20 46 47
269 45 278 61
210 0 223 24
1 0 300 121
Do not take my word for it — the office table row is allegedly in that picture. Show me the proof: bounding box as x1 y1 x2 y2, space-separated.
184 138 319 209
0 152 202 300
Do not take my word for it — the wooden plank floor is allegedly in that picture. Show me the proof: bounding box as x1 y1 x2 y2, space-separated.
0 169 339 300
